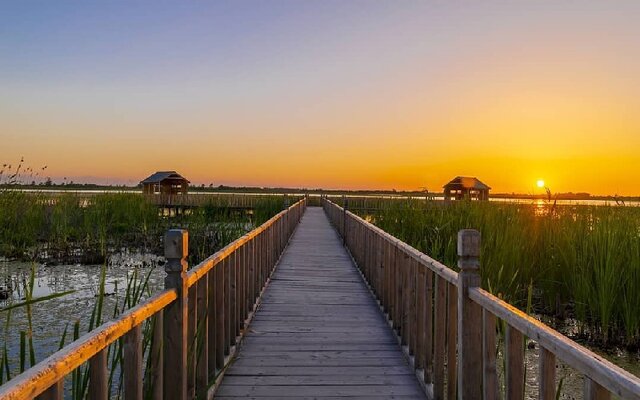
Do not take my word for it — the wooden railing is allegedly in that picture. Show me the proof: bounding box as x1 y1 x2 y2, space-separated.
0 198 306 400
322 198 640 400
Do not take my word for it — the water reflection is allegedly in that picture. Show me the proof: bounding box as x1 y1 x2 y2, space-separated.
0 254 165 379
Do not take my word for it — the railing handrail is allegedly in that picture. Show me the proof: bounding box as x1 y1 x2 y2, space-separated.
322 197 640 400
324 198 458 284
0 198 307 400
186 200 303 287
470 287 640 400
0 290 177 400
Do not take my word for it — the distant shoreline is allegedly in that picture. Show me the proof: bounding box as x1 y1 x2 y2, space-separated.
2 183 638 202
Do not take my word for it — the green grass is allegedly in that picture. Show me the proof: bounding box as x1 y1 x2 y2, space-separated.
0 191 291 393
0 191 292 265
352 199 640 347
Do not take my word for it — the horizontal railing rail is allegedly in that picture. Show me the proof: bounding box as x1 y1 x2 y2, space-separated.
0 198 307 400
322 197 640 400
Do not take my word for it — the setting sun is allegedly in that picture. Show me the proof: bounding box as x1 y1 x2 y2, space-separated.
537 180 545 188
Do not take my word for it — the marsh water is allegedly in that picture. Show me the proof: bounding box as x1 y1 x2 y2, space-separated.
0 255 165 377
0 258 639 398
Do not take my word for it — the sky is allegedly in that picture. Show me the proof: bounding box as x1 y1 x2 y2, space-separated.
1 1 639 195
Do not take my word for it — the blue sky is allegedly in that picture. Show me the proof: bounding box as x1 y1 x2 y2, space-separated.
2 1 639 193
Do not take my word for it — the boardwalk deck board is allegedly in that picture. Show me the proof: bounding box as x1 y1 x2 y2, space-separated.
216 207 425 399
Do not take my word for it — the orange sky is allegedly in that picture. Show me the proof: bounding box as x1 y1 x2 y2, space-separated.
2 2 639 195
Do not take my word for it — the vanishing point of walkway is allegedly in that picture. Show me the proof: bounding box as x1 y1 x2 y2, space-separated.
216 207 426 399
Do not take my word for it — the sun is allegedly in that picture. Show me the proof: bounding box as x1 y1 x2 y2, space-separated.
537 179 545 188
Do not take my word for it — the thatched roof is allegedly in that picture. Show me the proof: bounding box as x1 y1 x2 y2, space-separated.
140 171 189 184
443 176 490 190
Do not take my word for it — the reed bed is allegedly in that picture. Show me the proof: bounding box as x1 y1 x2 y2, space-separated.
350 199 640 348
0 191 289 264
0 191 290 393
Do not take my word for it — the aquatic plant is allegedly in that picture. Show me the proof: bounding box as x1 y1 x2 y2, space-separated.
356 199 640 347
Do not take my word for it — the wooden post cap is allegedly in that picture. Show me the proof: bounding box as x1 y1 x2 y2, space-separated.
165 229 188 271
458 229 480 272
457 229 480 258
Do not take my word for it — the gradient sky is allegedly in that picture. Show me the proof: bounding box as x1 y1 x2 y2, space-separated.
2 1 639 194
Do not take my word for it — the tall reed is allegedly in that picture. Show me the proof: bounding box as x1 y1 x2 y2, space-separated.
358 199 640 347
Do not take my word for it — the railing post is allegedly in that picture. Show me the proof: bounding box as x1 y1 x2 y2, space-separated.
457 229 482 399
163 229 188 400
342 195 348 245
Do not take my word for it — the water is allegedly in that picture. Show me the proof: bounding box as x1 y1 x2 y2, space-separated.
0 255 165 378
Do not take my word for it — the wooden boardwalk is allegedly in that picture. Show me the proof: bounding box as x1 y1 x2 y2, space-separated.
216 207 426 399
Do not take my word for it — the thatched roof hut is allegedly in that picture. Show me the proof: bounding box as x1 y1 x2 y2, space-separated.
443 176 490 201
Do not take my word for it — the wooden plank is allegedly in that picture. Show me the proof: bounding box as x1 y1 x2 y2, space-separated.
457 229 482 400
216 384 424 397
220 374 419 386
446 282 457 400
186 280 197 399
483 310 499 400
149 311 163 400
585 377 612 400
215 207 426 399
123 324 142 400
89 348 108 400
216 258 225 370
226 255 235 349
163 229 188 400
425 268 434 384
236 248 244 338
415 264 426 370
408 258 417 356
434 274 446 400
231 358 409 367
207 265 217 379
539 346 556 400
215 397 423 400
35 381 62 400
506 324 525 400
195 275 208 399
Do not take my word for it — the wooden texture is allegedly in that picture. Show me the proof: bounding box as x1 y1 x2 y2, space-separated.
0 290 175 400
434 275 446 400
216 258 226 370
195 276 209 399
585 378 612 400
506 325 525 400
150 312 163 400
216 207 425 399
34 381 62 400
483 310 499 400
457 229 482 400
415 265 426 370
187 280 197 399
163 229 188 400
89 348 108 400
123 324 143 400
469 287 640 400
446 283 457 400
425 268 434 385
539 347 556 400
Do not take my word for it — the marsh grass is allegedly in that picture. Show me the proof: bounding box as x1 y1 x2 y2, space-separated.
358 199 640 347
0 192 288 393
0 192 289 265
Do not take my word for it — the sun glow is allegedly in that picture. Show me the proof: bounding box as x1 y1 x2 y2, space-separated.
537 180 545 188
